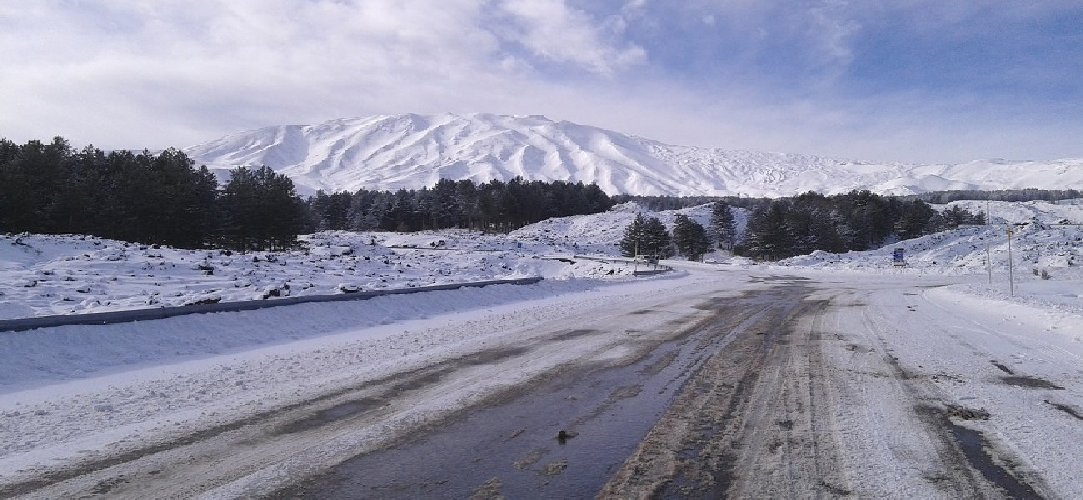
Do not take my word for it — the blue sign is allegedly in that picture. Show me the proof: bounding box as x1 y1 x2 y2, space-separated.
893 248 905 263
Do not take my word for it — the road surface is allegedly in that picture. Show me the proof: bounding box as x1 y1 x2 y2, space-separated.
2 269 1080 498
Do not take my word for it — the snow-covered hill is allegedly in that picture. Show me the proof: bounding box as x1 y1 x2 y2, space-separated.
509 201 747 254
184 113 1083 197
783 199 1083 280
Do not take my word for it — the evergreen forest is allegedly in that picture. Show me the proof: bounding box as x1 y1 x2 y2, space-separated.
0 137 613 250
306 177 613 233
738 191 984 260
619 192 985 262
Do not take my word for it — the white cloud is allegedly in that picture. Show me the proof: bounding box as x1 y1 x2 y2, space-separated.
0 0 1079 164
806 0 860 72
496 0 646 76
0 0 653 149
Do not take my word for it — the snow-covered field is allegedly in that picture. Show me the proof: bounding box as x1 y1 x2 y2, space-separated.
0 230 629 321
0 202 745 321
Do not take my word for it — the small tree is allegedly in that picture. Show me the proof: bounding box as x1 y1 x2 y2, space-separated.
673 214 711 261
620 213 672 258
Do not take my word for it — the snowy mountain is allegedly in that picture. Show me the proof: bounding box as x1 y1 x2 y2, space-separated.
184 113 1083 197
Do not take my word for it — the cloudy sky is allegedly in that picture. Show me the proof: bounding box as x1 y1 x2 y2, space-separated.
1 0 1081 163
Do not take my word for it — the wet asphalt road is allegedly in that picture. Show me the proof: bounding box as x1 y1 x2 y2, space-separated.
275 282 813 499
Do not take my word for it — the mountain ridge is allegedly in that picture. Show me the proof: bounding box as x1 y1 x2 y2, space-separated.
184 113 1083 197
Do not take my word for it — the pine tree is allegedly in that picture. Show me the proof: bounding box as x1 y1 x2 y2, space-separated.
620 214 672 258
254 165 304 249
809 208 846 253
673 214 711 261
642 216 673 258
218 166 304 251
742 201 793 260
0 137 71 232
710 202 737 250
218 167 258 250
894 200 935 240
619 213 648 257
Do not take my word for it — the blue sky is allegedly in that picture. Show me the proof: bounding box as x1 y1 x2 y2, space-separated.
1 0 1082 163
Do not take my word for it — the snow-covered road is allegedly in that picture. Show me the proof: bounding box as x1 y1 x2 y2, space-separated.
1 267 1081 498
608 272 1083 498
0 271 745 497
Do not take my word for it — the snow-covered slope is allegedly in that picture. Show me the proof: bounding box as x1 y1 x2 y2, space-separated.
783 199 1083 280
0 202 732 320
944 198 1083 225
184 113 1083 196
509 201 746 255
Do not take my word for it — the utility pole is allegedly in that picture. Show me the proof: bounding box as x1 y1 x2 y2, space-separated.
985 200 992 284
1006 223 1015 297
634 240 639 273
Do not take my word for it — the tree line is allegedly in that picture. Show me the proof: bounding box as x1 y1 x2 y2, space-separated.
0 137 305 250
0 137 999 260
909 189 1082 204
618 188 1083 211
1 137 614 250
307 177 612 233
611 194 765 211
620 191 985 262
740 191 983 260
